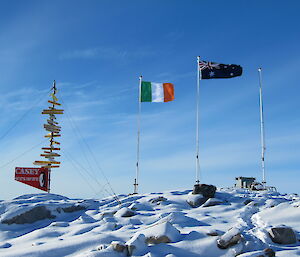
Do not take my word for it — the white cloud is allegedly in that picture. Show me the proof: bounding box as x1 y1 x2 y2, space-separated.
59 46 155 61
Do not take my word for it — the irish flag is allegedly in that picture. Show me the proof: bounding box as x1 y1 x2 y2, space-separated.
141 81 174 102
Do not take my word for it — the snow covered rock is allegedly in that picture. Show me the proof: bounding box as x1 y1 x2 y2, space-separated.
192 184 216 197
110 241 127 253
268 226 297 244
237 248 275 257
206 229 221 236
186 193 207 207
1 206 55 225
60 205 86 213
115 207 135 218
202 198 224 207
149 196 167 204
217 227 243 249
129 202 153 211
143 221 181 244
126 233 147 256
243 199 253 205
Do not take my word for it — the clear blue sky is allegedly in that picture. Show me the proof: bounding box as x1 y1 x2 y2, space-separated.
0 0 299 199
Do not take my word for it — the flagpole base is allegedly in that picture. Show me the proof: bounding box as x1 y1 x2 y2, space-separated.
133 179 138 194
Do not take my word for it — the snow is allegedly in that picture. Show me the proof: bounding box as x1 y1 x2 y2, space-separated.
0 188 299 256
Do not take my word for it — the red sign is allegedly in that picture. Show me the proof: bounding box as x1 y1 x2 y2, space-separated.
15 167 49 192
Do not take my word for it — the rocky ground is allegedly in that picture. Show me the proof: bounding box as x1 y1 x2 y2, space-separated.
0 187 299 257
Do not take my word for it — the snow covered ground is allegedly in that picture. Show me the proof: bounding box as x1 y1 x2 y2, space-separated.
0 188 299 257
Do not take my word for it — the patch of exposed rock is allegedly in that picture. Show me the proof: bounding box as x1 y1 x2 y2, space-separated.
2 206 55 225
217 227 243 249
149 196 167 204
115 207 135 218
61 205 86 213
237 248 275 257
268 226 296 244
192 184 216 198
202 198 224 207
187 193 207 208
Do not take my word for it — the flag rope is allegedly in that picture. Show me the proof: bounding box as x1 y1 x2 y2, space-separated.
258 68 266 186
134 76 142 194
195 56 201 185
0 89 52 143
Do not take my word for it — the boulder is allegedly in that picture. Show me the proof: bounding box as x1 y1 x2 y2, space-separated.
126 233 147 256
110 241 126 253
192 184 216 198
263 248 276 257
206 230 220 236
61 205 86 213
202 198 223 207
149 196 167 204
268 226 296 244
2 206 55 225
143 221 181 244
129 202 153 211
236 248 275 257
217 227 242 249
187 193 207 208
243 199 253 205
114 207 135 218
145 235 171 244
97 244 108 251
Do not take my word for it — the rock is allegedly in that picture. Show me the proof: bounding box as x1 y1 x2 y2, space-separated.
263 248 276 257
145 235 171 244
192 184 216 198
143 221 181 244
101 211 116 217
236 248 275 257
243 199 252 205
268 226 296 244
149 196 167 204
202 198 223 207
217 227 242 249
187 193 207 207
2 206 55 225
110 241 126 253
97 244 108 251
126 233 147 256
129 202 153 211
206 230 220 236
62 205 86 213
115 207 135 218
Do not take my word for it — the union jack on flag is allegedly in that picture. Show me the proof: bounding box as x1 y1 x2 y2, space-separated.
198 60 243 79
198 61 220 70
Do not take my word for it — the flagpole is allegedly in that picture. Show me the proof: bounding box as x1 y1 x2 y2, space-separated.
258 68 266 187
134 76 142 194
195 56 201 185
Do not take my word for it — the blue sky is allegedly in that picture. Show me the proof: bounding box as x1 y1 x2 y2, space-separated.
0 0 299 199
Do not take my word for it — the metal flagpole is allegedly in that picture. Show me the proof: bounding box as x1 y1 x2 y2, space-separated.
195 56 201 185
134 76 142 194
258 68 266 187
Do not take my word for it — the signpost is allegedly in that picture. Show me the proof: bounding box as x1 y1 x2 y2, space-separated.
15 80 63 193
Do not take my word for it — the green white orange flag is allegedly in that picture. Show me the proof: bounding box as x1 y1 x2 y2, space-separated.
141 81 174 102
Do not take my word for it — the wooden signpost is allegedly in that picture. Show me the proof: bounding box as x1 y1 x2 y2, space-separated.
15 81 63 192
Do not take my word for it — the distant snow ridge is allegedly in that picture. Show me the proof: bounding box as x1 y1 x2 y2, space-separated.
0 189 299 257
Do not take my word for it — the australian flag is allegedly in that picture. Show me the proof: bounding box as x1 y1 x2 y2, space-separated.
199 60 243 79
